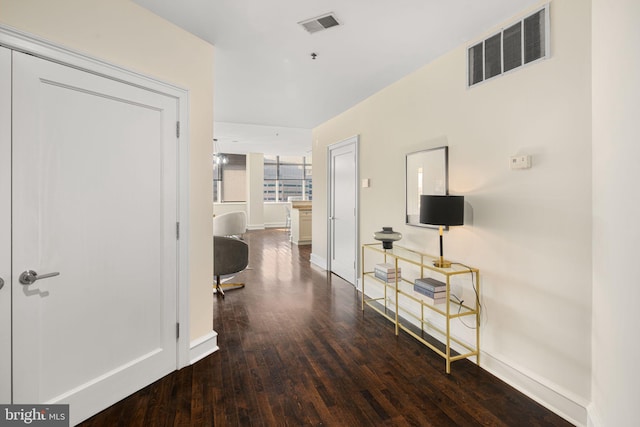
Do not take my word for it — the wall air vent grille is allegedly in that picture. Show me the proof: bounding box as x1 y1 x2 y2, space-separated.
468 3 550 87
299 13 340 34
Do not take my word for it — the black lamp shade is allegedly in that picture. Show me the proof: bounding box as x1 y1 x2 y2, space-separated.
420 195 464 226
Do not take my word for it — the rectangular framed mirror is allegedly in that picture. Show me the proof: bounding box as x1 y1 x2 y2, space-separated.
405 146 448 228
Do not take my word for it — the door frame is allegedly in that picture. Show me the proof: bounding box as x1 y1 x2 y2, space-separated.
0 26 191 369
0 46 11 404
327 135 360 286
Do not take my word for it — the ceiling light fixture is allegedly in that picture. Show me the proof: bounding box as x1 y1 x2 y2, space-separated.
213 138 228 165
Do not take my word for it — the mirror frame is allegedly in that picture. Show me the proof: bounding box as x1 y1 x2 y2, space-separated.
405 146 449 228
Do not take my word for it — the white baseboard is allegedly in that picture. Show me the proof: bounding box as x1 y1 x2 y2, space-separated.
247 224 266 231
481 351 588 426
310 253 327 270
264 222 287 228
292 239 311 245
189 331 218 365
586 402 601 427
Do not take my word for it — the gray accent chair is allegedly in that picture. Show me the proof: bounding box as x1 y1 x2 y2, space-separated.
213 235 249 297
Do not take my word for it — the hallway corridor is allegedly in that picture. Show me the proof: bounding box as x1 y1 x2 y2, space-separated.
82 229 571 426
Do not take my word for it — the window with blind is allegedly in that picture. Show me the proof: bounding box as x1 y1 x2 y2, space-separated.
468 4 549 87
264 155 312 202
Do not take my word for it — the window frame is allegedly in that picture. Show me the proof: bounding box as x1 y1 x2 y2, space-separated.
263 155 312 202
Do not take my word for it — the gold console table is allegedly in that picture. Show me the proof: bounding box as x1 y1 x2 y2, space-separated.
361 243 480 373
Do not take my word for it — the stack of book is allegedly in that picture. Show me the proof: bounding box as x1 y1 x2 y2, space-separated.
414 277 447 304
374 263 400 283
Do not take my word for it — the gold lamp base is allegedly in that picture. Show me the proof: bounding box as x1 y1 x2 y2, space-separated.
433 257 451 268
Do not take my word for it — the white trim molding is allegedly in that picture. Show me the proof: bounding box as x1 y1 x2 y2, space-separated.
189 331 219 365
481 351 588 427
264 222 287 229
586 403 601 427
310 253 327 270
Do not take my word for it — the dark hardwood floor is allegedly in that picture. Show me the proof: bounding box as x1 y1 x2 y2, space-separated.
81 229 573 426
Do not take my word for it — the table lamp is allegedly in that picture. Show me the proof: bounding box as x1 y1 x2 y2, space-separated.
419 195 464 268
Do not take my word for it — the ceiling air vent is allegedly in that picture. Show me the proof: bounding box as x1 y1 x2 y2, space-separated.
298 13 340 34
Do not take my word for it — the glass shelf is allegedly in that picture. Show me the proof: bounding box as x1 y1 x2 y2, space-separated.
361 243 480 373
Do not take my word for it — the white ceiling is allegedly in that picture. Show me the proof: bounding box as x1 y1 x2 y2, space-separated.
133 0 538 155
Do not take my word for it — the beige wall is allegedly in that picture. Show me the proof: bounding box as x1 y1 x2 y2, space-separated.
313 1 591 423
0 0 215 341
264 203 289 229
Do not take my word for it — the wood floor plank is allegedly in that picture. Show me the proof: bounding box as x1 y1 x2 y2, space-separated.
80 229 574 427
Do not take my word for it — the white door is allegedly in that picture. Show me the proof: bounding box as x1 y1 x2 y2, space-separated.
0 46 11 404
328 137 358 284
10 51 178 424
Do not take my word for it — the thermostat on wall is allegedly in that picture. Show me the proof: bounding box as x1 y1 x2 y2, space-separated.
509 155 531 170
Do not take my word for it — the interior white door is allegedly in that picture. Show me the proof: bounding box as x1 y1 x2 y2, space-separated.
11 51 178 424
0 46 11 404
328 137 358 284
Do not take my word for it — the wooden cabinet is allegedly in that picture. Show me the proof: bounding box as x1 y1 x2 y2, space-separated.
361 243 480 373
290 207 312 245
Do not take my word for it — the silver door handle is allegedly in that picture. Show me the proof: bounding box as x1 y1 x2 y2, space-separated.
19 270 60 285
0 277 4 289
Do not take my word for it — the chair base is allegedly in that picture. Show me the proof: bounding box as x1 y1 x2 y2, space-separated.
214 279 245 298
